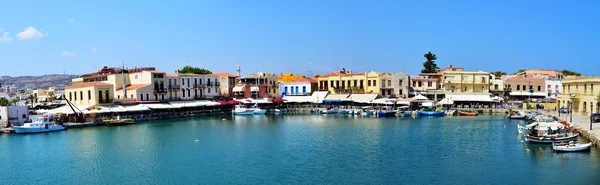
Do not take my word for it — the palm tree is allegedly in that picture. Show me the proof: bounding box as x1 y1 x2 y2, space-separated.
28 94 35 105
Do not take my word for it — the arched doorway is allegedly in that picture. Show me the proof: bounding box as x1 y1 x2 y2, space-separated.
583 102 587 113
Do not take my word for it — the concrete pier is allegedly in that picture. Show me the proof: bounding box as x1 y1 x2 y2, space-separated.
547 111 600 146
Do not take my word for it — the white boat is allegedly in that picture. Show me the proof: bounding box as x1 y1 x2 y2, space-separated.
253 108 267 114
233 105 254 115
274 109 282 114
323 108 338 114
553 141 592 152
12 114 65 134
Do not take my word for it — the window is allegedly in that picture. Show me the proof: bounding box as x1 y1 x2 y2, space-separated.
80 91 83 101
538 86 541 91
427 81 432 87
508 85 511 91
187 89 190 97
135 75 138 79
146 94 149 101
303 86 306 93
522 85 526 91
418 81 422 87
399 80 403 86
388 80 391 87
74 91 78 101
464 87 467 91
399 89 403 95
413 81 416 87
529 85 533 91
368 80 371 87
154 94 157 100
517 85 520 91
494 84 499 90
187 78 190 87
354 80 358 87
208 88 211 93
336 80 340 88
481 77 486 83
324 81 329 89
181 78 185 85
140 94 144 101
548 85 551 89
69 92 72 101
88 90 91 100
341 81 345 89
182 89 186 98
360 80 364 88
373 80 377 86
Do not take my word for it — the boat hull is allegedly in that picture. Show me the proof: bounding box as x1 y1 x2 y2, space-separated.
377 111 396 117
13 126 65 134
323 109 338 114
458 112 478 116
104 119 136 126
553 143 592 152
417 111 445 117
508 115 526 119
234 110 255 115
254 109 267 114
524 133 579 143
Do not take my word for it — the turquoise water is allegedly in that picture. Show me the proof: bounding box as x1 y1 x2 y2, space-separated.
1 115 600 184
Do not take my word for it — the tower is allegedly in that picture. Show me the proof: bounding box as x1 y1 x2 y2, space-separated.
237 63 241 77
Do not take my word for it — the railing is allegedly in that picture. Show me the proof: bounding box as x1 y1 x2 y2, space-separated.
153 88 167 93
215 82 220 86
169 85 180 89
99 99 113 104
284 92 310 96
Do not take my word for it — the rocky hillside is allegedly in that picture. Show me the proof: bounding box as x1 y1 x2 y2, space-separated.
0 74 79 90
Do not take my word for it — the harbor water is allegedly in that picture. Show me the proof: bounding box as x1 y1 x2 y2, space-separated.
1 115 600 184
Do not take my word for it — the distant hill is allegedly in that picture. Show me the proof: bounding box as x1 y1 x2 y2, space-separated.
0 74 79 90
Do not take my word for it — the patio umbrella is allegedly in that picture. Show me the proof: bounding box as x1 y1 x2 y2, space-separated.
413 94 428 100
227 100 241 105
272 98 286 103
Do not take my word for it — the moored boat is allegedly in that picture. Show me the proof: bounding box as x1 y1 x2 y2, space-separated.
458 111 478 116
323 108 338 114
233 105 254 115
12 114 65 134
553 141 592 152
103 118 136 126
417 111 445 117
524 133 579 143
377 110 396 117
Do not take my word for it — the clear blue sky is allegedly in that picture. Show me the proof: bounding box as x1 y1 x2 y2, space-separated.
0 0 598 77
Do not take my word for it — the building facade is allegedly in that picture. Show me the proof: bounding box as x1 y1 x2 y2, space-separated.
442 71 491 94
504 77 546 101
519 69 565 80
65 82 115 105
212 72 237 98
490 76 504 97
379 72 409 98
316 69 380 95
279 77 318 97
234 73 278 99
546 79 562 98
557 77 600 115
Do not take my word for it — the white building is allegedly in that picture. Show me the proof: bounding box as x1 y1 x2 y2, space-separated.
0 106 28 126
546 79 562 98
176 74 221 100
279 78 318 97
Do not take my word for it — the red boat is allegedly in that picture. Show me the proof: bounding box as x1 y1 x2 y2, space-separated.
458 111 478 116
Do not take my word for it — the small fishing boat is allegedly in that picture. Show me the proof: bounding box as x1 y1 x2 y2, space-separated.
508 111 526 119
553 141 592 152
524 133 579 143
103 118 136 126
12 114 65 134
337 109 350 114
417 110 445 117
274 109 282 114
458 111 478 116
323 108 338 114
233 105 254 115
377 110 397 117
253 108 267 114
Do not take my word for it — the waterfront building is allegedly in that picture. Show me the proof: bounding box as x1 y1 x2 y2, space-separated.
410 76 440 100
64 82 115 105
0 105 28 126
166 74 181 100
441 67 492 103
379 72 410 98
212 72 237 98
504 77 546 101
279 77 318 97
490 75 504 97
517 69 565 80
73 66 168 102
174 73 221 100
234 73 278 99
316 69 380 94
557 77 600 115
546 79 562 99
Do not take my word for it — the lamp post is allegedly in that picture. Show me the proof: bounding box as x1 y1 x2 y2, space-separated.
570 102 573 123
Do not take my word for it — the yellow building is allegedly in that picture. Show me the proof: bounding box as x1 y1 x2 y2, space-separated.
316 69 380 94
442 71 491 94
64 82 115 105
557 77 600 115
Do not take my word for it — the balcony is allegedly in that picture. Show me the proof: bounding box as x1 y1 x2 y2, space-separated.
98 99 113 104
153 88 167 93
214 82 220 86
283 92 310 96
168 85 180 89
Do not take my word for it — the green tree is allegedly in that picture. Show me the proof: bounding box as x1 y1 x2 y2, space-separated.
492 71 507 77
0 97 10 106
177 66 213 74
28 94 35 104
561 69 582 76
513 69 526 75
421 51 439 73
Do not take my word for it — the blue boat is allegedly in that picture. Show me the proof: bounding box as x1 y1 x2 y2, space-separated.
378 110 397 117
417 111 445 117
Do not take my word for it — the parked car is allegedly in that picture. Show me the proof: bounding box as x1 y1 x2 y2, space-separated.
592 114 600 123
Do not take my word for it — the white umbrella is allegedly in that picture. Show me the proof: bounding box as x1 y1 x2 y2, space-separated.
437 98 454 105
396 98 410 105
413 94 428 100
372 98 396 105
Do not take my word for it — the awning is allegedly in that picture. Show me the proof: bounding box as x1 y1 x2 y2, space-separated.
144 103 181 109
48 104 93 114
509 92 547 96
324 94 350 101
447 94 492 102
250 87 259 92
235 98 271 104
232 86 244 92
312 91 328 103
121 104 150 112
347 94 378 103
372 98 396 105
282 95 313 103
396 98 411 105
421 101 434 107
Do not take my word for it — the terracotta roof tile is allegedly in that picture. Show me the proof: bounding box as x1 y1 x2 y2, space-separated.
116 84 151 91
65 82 112 89
210 72 237 77
294 77 318 83
166 74 179 77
